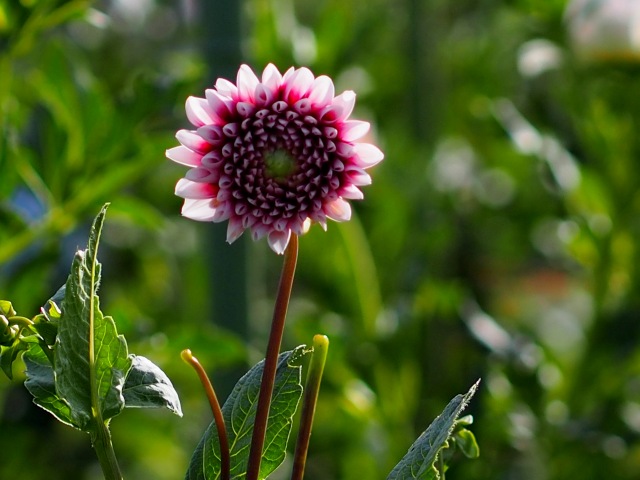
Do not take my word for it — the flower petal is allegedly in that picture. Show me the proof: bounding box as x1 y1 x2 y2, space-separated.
175 178 219 199
324 198 352 222
344 166 372 186
339 184 364 200
166 146 202 167
341 120 370 142
205 89 233 122
186 96 215 127
186 167 220 183
308 75 335 107
353 143 384 168
261 63 283 91
215 78 238 98
176 129 210 153
237 64 260 102
182 198 217 221
226 216 245 244
267 229 292 254
323 90 355 123
284 67 315 103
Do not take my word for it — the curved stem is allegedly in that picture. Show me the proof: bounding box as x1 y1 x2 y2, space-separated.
246 235 299 480
7 315 34 328
182 349 230 480
290 334 329 480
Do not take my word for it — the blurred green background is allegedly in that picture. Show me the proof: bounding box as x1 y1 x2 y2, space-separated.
2 0 640 478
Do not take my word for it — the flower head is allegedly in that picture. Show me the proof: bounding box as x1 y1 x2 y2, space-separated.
167 64 383 254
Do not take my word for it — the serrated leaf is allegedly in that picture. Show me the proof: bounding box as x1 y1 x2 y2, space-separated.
24 343 75 427
54 204 132 432
186 346 309 480
387 380 480 480
123 354 183 416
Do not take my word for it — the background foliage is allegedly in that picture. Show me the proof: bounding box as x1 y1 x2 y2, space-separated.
1 0 639 478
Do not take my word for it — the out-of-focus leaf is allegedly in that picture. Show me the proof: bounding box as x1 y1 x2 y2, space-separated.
453 428 480 459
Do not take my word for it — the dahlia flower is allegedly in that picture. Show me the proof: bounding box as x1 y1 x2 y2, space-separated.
167 64 383 254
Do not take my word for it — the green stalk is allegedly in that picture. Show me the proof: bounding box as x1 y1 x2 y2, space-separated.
246 235 299 480
290 335 329 480
92 425 122 480
182 349 231 480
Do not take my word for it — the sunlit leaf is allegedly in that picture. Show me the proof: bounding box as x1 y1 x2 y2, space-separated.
186 346 309 480
54 204 132 431
123 354 182 417
24 343 74 427
387 380 480 480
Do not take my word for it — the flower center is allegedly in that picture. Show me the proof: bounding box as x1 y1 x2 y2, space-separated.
264 149 298 182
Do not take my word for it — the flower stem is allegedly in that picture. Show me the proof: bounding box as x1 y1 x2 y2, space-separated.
92 423 123 480
246 234 299 480
290 334 329 480
181 349 231 480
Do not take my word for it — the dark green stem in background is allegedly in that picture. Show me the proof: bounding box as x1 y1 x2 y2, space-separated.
291 334 330 480
246 235 299 480
182 349 231 480
92 424 123 480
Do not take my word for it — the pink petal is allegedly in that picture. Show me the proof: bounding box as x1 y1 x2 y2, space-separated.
176 129 210 153
251 223 270 241
353 143 384 168
226 216 245 244
324 198 352 222
339 184 364 200
308 75 335 107
237 64 260 101
166 146 202 167
344 166 372 186
282 66 296 82
283 67 315 103
261 64 283 91
268 229 292 255
254 83 275 107
186 96 215 127
215 78 238 98
175 178 218 199
205 89 233 122
341 120 370 142
197 125 225 146
329 90 356 121
182 198 217 221
186 167 220 183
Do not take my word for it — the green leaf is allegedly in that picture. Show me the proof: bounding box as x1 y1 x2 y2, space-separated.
387 380 480 480
123 354 183 416
24 343 75 427
54 204 132 432
0 300 16 317
453 428 480 459
186 346 310 480
32 286 64 346
0 340 28 380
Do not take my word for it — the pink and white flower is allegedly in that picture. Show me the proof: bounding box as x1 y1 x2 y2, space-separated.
167 64 383 254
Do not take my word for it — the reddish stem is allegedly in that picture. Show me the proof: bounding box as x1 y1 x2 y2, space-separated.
182 349 230 480
245 234 299 480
